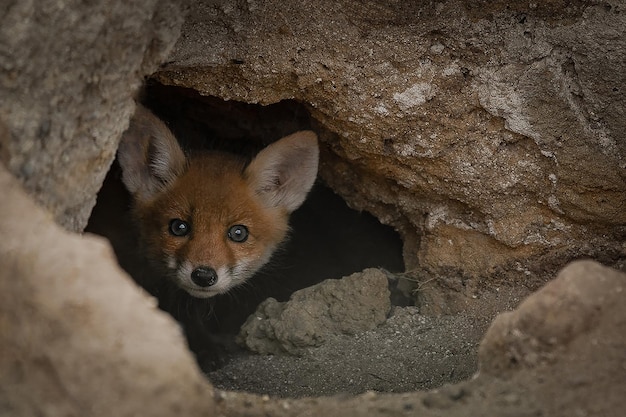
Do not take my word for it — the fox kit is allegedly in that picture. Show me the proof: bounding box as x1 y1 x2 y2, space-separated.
117 105 318 298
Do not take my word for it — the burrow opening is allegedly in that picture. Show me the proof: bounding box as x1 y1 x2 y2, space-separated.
86 83 408 375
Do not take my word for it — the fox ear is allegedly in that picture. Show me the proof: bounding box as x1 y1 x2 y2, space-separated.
117 105 187 203
245 131 319 213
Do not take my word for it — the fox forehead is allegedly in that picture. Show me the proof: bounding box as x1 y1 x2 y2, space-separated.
149 152 288 241
168 153 251 219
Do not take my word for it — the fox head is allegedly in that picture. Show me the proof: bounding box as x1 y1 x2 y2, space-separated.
117 105 319 298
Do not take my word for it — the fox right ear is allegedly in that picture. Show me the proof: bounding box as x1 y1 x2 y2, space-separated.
117 105 187 203
245 131 319 213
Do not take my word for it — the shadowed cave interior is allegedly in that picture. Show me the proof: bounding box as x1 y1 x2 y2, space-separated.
86 83 406 373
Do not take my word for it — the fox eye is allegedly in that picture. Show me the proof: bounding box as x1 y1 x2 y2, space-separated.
227 224 249 243
169 218 191 237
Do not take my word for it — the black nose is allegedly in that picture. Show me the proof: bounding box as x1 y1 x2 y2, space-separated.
191 266 218 287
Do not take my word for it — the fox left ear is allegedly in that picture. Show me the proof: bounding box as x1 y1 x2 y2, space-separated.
117 105 187 204
245 131 319 213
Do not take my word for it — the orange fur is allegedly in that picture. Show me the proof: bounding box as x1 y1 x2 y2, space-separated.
118 105 318 298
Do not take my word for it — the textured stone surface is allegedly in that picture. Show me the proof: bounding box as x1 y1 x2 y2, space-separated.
479 260 626 376
238 269 391 355
0 165 214 417
155 0 626 294
0 0 183 231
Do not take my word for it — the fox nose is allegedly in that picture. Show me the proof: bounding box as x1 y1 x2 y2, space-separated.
191 266 218 287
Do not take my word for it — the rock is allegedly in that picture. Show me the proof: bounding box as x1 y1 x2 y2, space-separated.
0 164 214 417
479 260 626 375
238 269 391 355
0 0 183 231
154 0 626 291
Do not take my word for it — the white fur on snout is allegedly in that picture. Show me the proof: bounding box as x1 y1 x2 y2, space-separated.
230 257 258 283
175 260 194 284
213 266 233 293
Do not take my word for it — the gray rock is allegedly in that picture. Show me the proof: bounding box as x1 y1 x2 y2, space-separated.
479 259 626 376
0 164 214 417
238 269 391 355
0 0 183 231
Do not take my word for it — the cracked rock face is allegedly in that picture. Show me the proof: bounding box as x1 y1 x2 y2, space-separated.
155 0 626 297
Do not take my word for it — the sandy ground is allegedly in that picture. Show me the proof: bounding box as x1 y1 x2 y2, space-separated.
206 307 492 398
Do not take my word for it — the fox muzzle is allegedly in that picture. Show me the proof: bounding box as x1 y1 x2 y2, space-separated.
191 266 218 287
